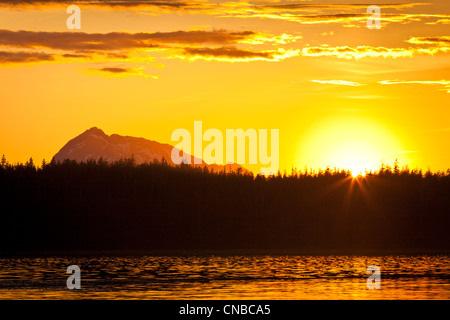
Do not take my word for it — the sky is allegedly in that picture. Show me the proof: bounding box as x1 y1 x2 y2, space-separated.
0 0 449 174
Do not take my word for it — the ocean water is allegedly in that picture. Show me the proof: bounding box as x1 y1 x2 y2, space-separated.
0 255 448 299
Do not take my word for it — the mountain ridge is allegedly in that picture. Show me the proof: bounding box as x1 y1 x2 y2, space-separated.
52 127 245 173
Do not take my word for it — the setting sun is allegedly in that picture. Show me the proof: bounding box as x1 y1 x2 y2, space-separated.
297 115 405 174
331 141 375 177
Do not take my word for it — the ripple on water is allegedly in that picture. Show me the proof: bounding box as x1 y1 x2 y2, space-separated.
0 255 448 299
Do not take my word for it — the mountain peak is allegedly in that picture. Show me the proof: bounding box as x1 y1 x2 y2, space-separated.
84 127 107 136
52 127 247 173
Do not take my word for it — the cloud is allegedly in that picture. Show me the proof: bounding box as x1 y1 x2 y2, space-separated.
0 0 203 10
99 67 130 73
302 45 450 59
260 3 430 11
0 29 300 65
176 46 300 62
0 29 269 51
427 19 450 25
299 36 447 60
0 0 439 27
239 33 301 45
0 0 429 12
217 2 447 27
0 50 54 63
379 80 450 93
86 66 158 78
311 80 365 87
407 36 450 46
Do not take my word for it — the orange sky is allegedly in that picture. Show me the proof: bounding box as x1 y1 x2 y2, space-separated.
0 0 449 174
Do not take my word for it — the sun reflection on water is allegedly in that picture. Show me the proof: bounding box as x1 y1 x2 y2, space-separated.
0 255 448 300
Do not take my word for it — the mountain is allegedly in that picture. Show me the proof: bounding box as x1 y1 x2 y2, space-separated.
52 127 245 173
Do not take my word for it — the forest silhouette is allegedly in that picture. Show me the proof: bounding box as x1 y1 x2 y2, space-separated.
0 155 449 254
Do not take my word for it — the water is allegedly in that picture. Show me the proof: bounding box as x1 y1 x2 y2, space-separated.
0 255 448 299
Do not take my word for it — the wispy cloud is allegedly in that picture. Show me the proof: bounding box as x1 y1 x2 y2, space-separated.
0 50 54 63
407 36 450 46
0 29 276 50
379 80 450 93
261 3 430 11
175 47 300 62
0 0 205 10
302 45 450 59
311 80 365 87
217 2 446 27
0 29 300 65
86 66 158 78
0 1 442 28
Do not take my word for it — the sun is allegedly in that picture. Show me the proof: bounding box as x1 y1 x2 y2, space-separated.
330 140 377 176
297 115 405 175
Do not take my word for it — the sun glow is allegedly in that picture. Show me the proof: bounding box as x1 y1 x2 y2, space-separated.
330 140 378 176
297 115 406 175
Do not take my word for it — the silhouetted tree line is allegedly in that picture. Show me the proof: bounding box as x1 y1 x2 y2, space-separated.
0 155 449 254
